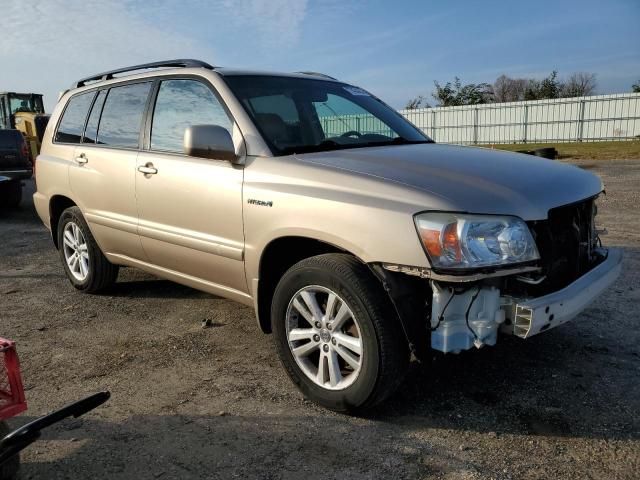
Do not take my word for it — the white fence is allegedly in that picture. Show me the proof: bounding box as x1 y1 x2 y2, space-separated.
399 93 640 144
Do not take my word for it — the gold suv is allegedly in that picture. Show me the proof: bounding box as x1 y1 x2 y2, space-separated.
34 60 621 411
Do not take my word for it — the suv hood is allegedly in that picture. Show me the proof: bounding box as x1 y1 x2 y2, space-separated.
296 143 602 220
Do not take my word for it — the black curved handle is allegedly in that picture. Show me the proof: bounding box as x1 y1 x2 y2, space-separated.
0 391 110 465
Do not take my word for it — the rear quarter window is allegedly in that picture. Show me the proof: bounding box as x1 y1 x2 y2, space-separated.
55 92 95 144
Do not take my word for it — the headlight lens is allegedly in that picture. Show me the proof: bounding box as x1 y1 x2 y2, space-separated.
415 212 540 269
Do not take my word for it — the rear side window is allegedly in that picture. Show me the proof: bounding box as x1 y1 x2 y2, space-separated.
83 90 107 144
55 92 95 143
150 79 231 153
97 82 152 148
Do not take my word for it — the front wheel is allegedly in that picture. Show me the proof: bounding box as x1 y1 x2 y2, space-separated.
271 254 409 412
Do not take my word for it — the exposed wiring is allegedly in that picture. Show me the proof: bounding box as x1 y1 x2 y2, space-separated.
464 287 481 340
431 287 456 331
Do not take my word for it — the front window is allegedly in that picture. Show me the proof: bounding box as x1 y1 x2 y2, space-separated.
150 79 231 153
223 75 431 155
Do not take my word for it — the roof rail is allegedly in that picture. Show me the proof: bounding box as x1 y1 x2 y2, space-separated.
296 71 338 81
72 59 215 88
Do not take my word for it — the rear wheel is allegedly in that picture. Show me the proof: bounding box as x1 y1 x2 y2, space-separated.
57 206 119 293
0 421 19 480
271 254 409 412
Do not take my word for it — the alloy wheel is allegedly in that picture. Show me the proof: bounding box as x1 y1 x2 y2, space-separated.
285 286 364 390
62 221 90 282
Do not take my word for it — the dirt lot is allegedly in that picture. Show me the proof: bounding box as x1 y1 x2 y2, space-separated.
1 159 639 480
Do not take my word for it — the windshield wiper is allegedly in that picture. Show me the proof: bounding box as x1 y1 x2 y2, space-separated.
343 137 434 149
281 139 346 155
383 137 434 145
281 137 433 156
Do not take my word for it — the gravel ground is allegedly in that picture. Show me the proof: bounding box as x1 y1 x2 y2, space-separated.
1 159 639 480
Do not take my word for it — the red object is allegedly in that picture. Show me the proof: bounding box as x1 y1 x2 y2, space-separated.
0 338 27 421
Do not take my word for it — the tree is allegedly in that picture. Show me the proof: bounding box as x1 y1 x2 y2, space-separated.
633 81 640 93
405 95 427 109
561 72 597 97
493 75 528 102
432 79 458 106
432 77 493 106
415 70 602 108
524 71 562 100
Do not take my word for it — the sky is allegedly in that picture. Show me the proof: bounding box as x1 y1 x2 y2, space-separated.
1 0 639 112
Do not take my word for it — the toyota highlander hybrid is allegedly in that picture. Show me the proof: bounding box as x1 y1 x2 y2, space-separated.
33 60 622 411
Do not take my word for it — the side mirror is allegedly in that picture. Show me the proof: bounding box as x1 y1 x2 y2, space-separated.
184 125 237 162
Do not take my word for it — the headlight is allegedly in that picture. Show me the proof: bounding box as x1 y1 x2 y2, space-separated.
414 212 540 270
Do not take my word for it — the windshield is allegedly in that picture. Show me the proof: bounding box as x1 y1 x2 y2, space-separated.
9 94 44 115
223 75 432 155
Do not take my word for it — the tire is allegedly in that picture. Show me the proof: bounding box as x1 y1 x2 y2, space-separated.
57 206 119 293
271 254 409 412
0 181 22 208
0 421 20 480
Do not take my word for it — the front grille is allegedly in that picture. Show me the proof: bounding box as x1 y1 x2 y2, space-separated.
526 197 602 295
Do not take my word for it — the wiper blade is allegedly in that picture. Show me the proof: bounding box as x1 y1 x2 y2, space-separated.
282 137 433 156
317 139 340 148
387 137 434 145
356 137 434 148
281 139 345 155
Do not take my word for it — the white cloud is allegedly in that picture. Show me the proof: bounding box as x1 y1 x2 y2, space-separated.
0 0 206 110
131 0 310 52
1 0 200 59
0 0 310 110
216 0 308 47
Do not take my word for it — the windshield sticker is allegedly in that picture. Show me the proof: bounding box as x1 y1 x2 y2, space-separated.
343 86 370 96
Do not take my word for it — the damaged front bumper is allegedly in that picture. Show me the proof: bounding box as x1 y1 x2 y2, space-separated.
503 247 623 338
425 247 622 353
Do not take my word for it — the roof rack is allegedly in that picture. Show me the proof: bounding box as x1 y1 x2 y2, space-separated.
296 71 338 81
72 59 215 88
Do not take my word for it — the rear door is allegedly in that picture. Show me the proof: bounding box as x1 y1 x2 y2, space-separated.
68 82 152 261
135 78 246 294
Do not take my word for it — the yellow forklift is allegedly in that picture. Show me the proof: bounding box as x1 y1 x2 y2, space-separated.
0 92 50 159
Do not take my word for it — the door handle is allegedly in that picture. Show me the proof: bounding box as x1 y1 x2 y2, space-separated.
75 153 88 164
137 163 158 175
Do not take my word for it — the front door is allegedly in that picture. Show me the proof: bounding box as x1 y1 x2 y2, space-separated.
135 78 246 295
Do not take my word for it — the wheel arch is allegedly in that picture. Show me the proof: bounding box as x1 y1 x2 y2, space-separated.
255 235 431 360
49 194 77 248
255 236 355 334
